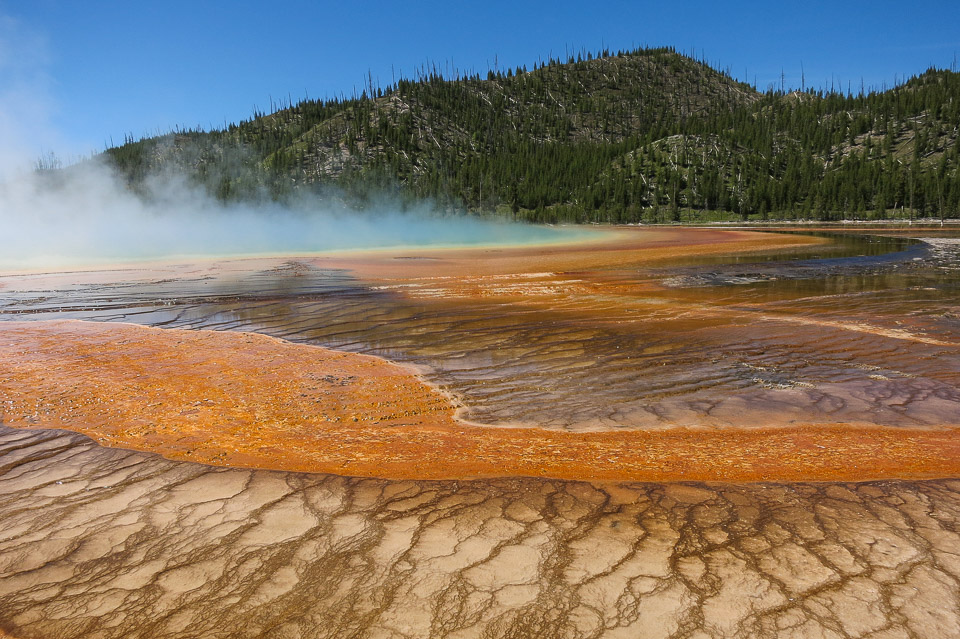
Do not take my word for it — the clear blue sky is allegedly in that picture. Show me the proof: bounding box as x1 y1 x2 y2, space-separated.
3 0 959 160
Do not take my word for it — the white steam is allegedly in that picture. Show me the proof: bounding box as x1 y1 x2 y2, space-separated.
0 17 578 273
1 160 580 271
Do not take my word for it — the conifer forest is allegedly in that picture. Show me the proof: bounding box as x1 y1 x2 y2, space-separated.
103 47 960 223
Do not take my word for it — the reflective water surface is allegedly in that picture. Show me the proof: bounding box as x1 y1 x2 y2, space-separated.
2 227 960 638
5 229 957 432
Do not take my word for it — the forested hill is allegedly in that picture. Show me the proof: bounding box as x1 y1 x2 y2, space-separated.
103 46 960 223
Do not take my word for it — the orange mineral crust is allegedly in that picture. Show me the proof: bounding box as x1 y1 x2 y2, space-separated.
314 227 826 281
3 320 959 483
0 227 822 288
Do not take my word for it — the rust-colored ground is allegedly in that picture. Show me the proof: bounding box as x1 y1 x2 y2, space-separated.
0 227 822 297
3 319 959 483
314 227 823 281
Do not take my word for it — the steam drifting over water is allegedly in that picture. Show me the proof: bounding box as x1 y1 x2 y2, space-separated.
0 17 584 272
1 159 585 271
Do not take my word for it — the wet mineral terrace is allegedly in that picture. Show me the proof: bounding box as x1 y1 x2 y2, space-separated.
2 319 959 483
2 226 960 637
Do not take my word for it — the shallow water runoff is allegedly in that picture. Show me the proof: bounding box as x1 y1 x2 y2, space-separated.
2 226 960 638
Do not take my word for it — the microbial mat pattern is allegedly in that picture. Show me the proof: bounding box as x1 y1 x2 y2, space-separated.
2 320 959 483
2 227 960 637
1 427 960 638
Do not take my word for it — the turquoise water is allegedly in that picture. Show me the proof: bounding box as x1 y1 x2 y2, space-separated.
4 212 594 271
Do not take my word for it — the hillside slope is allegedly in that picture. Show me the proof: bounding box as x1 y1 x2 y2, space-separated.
104 47 960 222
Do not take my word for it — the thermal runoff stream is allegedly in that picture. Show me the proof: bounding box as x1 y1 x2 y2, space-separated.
2 226 960 638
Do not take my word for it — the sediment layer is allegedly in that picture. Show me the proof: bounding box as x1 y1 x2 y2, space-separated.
2 425 959 639
313 227 826 282
3 228 960 638
3 319 958 483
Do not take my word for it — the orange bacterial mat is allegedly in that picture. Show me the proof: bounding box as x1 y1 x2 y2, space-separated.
3 319 958 482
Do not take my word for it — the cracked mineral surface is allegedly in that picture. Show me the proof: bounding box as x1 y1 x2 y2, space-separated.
1 427 959 638
2 227 960 637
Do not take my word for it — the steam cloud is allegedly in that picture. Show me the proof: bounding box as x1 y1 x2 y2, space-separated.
0 17 577 273
1 160 579 271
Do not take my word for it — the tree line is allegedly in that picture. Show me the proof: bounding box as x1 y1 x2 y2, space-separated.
103 47 960 222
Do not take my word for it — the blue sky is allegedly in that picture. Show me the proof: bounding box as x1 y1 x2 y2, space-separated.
3 0 959 160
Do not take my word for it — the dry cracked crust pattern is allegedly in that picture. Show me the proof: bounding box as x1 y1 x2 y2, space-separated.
3 230 960 638
1 425 959 639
